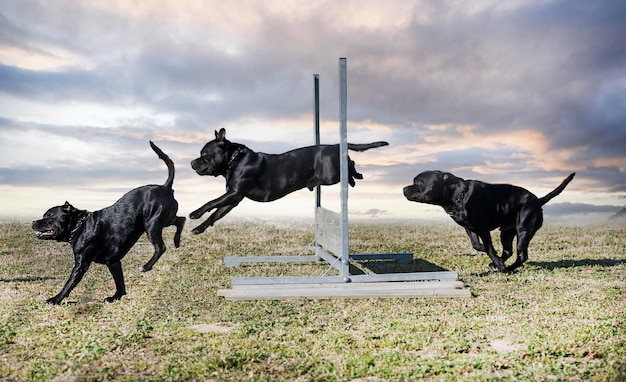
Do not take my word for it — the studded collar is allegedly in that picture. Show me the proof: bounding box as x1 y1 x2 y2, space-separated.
68 212 91 242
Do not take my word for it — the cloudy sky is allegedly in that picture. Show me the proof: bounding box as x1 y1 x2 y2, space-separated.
1 0 625 226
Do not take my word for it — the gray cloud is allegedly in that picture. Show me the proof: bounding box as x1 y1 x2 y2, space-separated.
544 202 621 216
352 208 390 218
1 0 625 219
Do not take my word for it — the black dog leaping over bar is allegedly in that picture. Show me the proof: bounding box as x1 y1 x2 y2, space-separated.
189 128 388 234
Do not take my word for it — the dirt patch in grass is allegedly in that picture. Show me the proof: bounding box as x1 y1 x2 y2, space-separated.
489 339 525 354
188 323 238 334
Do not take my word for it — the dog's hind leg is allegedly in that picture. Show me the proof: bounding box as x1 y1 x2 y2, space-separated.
105 260 127 303
507 209 543 272
506 230 533 272
479 230 506 271
500 229 516 263
141 226 166 272
173 216 185 248
347 158 363 187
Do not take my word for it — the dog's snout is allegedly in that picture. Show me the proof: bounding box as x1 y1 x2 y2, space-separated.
403 186 414 197
191 157 207 169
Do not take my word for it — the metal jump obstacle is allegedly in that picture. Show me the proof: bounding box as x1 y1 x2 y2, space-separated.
218 58 470 299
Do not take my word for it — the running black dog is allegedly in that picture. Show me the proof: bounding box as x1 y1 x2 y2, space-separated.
190 128 388 234
403 171 575 272
32 142 185 304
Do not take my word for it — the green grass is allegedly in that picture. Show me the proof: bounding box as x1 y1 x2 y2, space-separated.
0 219 624 381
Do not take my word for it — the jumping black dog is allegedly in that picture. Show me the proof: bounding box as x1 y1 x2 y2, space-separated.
403 171 575 272
190 128 388 234
32 142 186 304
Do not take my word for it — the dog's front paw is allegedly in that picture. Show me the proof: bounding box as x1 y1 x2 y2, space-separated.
191 225 206 235
488 261 506 272
46 296 63 305
504 264 522 273
189 208 205 220
104 293 125 303
139 264 152 272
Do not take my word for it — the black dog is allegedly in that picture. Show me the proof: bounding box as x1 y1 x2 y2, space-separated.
403 171 575 272
32 142 186 304
190 128 388 234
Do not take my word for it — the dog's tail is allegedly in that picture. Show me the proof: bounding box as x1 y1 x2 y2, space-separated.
539 173 575 205
150 141 175 189
347 141 389 152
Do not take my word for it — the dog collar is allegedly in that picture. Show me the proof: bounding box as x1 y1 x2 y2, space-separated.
447 186 467 221
454 189 466 205
68 212 90 242
226 148 244 173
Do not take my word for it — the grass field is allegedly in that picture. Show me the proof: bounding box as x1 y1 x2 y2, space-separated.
0 219 624 381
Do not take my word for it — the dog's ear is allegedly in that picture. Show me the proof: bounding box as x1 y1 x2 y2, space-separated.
441 173 465 200
442 172 460 184
441 172 458 185
215 128 226 141
62 201 75 213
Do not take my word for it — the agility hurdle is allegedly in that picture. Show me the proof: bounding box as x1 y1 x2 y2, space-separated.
218 58 470 299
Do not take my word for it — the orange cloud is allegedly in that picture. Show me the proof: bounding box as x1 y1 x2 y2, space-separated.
592 157 626 173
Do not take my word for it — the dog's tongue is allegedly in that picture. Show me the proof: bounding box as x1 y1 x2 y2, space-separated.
35 230 52 238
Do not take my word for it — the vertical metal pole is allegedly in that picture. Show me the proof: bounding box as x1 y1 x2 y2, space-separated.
314 74 321 208
338 58 350 282
313 74 322 262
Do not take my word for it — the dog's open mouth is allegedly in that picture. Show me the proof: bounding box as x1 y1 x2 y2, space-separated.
35 229 56 239
194 167 215 176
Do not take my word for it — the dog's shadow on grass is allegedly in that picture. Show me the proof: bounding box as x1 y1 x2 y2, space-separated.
527 258 626 270
468 258 626 277
0 276 55 283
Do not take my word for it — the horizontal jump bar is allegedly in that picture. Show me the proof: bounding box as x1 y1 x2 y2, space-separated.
223 252 414 268
230 271 459 285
